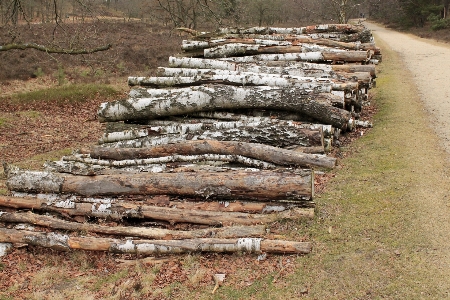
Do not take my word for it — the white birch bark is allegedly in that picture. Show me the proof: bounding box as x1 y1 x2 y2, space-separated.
128 74 333 93
97 85 352 130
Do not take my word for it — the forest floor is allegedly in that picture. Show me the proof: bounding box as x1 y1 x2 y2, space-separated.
1 20 450 299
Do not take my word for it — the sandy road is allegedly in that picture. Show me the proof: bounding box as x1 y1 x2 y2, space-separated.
365 21 450 154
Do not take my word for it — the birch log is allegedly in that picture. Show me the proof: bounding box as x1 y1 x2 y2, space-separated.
158 66 331 79
4 193 316 214
97 85 353 130
0 211 267 239
216 51 370 63
167 57 376 77
98 120 325 148
181 38 379 52
127 74 333 93
6 168 314 200
215 24 365 35
88 140 336 168
0 228 312 254
0 196 313 225
186 44 355 59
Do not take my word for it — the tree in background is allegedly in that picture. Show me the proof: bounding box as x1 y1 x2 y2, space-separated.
0 0 111 53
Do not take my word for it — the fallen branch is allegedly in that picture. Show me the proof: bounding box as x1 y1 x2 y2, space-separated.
0 43 112 54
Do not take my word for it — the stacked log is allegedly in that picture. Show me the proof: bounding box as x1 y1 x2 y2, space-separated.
1 23 380 257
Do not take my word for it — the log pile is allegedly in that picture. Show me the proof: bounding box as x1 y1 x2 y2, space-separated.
1 23 380 257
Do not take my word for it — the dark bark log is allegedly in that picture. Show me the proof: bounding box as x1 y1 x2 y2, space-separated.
88 140 335 168
0 211 266 239
6 168 314 200
0 228 312 254
97 85 352 130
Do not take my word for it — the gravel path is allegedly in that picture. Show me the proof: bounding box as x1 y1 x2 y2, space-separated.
365 21 450 155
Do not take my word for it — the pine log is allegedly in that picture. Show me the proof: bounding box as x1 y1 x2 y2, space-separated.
88 140 335 168
97 85 353 130
6 168 314 200
0 211 266 239
0 228 312 254
127 74 333 93
0 196 313 225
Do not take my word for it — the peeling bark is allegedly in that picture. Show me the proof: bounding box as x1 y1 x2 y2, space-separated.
0 211 267 239
97 85 352 130
128 74 333 93
88 140 335 169
0 196 313 225
0 228 312 254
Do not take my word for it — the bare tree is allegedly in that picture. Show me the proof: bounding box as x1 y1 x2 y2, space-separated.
0 0 111 53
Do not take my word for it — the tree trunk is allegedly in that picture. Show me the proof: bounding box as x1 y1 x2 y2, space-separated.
158 66 331 80
213 24 364 35
181 38 379 53
0 211 267 239
88 140 335 168
98 119 325 148
215 51 370 63
0 228 312 254
45 154 278 175
97 85 352 130
167 57 376 75
128 74 333 93
0 196 313 225
99 119 324 145
6 168 314 201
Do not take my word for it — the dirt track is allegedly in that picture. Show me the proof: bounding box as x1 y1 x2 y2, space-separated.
365 22 450 153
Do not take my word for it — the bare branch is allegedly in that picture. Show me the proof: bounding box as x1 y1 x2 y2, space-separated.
0 42 112 54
